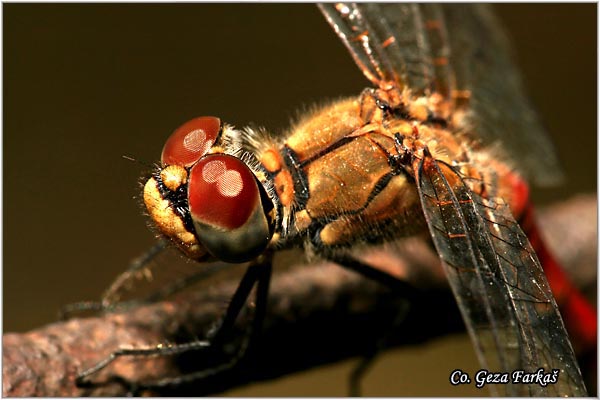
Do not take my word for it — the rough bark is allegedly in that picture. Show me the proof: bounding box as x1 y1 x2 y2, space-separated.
3 194 597 396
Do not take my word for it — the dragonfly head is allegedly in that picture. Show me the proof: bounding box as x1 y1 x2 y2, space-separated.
143 116 276 263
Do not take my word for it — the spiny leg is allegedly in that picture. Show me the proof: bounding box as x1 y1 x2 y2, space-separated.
61 241 232 321
59 239 169 320
348 301 411 397
75 256 273 393
321 250 421 396
323 250 420 295
136 256 272 392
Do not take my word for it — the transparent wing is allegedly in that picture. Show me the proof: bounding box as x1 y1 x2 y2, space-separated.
440 4 562 186
414 152 586 396
318 3 562 186
318 3 452 96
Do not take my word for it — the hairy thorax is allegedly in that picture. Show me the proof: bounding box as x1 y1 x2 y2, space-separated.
252 88 528 250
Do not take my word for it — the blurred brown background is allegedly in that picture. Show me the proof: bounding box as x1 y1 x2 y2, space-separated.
4 4 596 397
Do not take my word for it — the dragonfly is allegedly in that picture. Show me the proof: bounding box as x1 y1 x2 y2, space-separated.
70 3 593 396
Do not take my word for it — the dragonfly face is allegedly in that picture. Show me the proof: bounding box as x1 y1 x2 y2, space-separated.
140 3 589 396
144 116 276 263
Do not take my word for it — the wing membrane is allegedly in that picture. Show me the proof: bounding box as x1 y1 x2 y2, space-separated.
318 3 451 96
414 153 586 396
318 3 562 185
318 3 400 89
440 5 562 186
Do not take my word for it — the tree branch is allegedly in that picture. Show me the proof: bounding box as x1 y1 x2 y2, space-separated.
3 194 597 396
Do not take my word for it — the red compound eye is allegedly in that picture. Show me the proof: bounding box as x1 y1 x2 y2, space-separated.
187 154 274 263
188 154 259 230
161 116 221 167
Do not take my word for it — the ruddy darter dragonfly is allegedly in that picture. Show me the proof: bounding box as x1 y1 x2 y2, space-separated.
75 3 594 396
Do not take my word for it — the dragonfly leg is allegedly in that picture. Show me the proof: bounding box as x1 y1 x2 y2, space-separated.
75 256 272 393
349 298 411 396
321 250 421 396
59 239 169 320
322 250 420 296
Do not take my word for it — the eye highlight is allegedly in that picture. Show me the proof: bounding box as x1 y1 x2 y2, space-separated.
200 160 244 198
187 154 274 263
188 155 257 230
161 116 221 167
